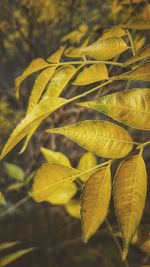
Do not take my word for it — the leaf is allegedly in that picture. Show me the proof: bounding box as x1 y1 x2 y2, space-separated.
65 36 91 58
0 97 67 160
101 27 126 40
0 248 34 267
65 200 80 219
0 242 19 250
27 67 56 113
47 46 65 63
132 224 150 255
114 154 147 259
61 24 88 43
77 88 150 130
15 58 50 98
134 35 145 53
43 65 76 98
47 120 133 159
112 62 150 81
6 182 24 192
46 182 77 205
72 63 108 85
123 44 150 66
4 163 24 181
81 165 111 242
80 37 129 60
40 147 71 167
0 192 6 206
119 19 150 30
31 163 81 202
77 152 97 182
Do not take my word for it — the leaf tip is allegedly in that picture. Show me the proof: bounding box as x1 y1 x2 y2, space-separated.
122 246 128 261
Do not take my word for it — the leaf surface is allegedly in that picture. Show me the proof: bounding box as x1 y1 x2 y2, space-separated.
65 200 80 219
101 27 126 39
77 152 97 182
40 147 71 167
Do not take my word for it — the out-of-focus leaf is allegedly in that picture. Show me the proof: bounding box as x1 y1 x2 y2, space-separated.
0 192 6 206
47 120 133 159
114 154 147 259
81 165 111 242
61 24 88 43
123 44 150 66
6 182 24 192
0 242 19 250
4 163 24 181
119 19 150 30
77 152 97 182
65 200 80 219
72 63 108 85
101 27 126 40
40 147 71 167
134 35 146 53
132 224 150 255
77 88 150 130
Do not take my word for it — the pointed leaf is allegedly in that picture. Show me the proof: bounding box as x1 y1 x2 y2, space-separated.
124 44 150 66
119 19 150 30
114 154 147 259
81 165 111 242
0 192 6 206
77 152 97 182
4 163 24 181
47 120 133 159
0 248 34 267
65 200 80 219
72 63 108 85
77 88 150 130
47 46 65 63
0 242 19 250
40 147 71 167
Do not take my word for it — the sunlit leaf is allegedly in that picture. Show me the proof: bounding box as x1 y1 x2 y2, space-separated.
15 58 50 98
65 199 80 219
80 37 129 60
81 165 111 242
31 163 81 202
123 44 150 66
0 97 67 160
77 88 150 130
4 162 24 181
132 224 150 255
0 248 34 267
119 19 150 30
72 63 108 85
77 152 97 182
0 192 6 206
40 147 71 167
65 36 91 58
0 242 19 250
101 27 126 40
47 46 65 63
114 154 147 259
47 120 133 159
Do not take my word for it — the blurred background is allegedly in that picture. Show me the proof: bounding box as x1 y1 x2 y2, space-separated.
0 0 150 266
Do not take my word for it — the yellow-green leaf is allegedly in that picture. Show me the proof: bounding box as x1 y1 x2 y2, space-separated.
0 248 34 267
47 46 65 63
123 44 150 66
0 97 67 160
134 35 146 53
6 182 24 192
119 19 150 30
4 162 24 181
80 37 129 60
81 165 111 242
15 58 50 98
77 152 97 182
47 120 133 159
77 88 150 130
114 154 147 259
101 27 126 40
0 242 19 250
46 182 77 205
43 65 76 98
65 199 80 219
72 63 108 85
112 62 150 81
31 163 81 202
40 147 71 167
0 192 6 206
132 224 150 255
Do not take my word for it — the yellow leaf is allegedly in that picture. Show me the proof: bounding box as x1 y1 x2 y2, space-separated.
40 147 71 166
112 62 150 81
81 165 111 242
0 242 19 250
77 152 97 182
15 58 50 98
47 46 65 63
27 67 56 113
46 182 77 205
43 65 76 98
65 36 91 58
134 35 145 53
61 24 88 43
132 224 150 255
65 199 80 219
72 63 108 85
114 154 147 259
0 97 67 160
101 27 126 40
80 37 129 60
124 44 150 66
31 163 81 202
0 192 6 205
47 120 133 159
77 88 150 130
0 248 34 267
119 19 150 30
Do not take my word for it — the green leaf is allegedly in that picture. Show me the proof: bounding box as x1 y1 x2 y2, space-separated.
40 147 71 167
47 120 133 159
0 248 34 267
6 182 24 192
4 163 24 181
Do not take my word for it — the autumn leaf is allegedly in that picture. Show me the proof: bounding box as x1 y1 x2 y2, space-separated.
77 152 97 182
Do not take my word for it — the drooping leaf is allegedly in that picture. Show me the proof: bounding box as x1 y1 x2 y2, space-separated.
0 242 19 250
31 163 81 202
72 63 108 85
65 200 80 219
101 27 126 40
43 65 76 98
123 44 150 66
77 88 150 130
15 58 50 98
46 182 77 205
77 152 97 182
119 19 150 30
80 37 129 60
47 120 133 159
112 62 150 81
81 165 111 242
40 147 71 167
47 46 65 63
0 97 67 160
114 154 147 259
0 248 34 267
132 224 150 255
4 163 24 181
0 192 6 206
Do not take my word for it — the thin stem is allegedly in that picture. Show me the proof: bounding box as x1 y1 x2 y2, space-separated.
127 30 136 56
47 60 123 67
136 140 150 150
105 219 130 267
